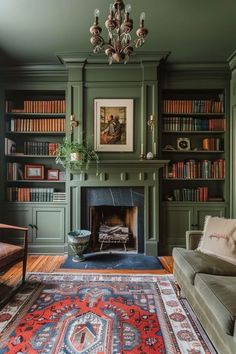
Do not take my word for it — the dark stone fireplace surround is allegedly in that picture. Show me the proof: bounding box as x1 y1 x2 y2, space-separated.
81 187 144 253
70 160 168 257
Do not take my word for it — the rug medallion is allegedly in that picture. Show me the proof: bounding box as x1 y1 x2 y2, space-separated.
0 273 216 354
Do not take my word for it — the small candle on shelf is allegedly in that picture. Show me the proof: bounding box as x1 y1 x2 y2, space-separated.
153 142 157 156
141 143 144 155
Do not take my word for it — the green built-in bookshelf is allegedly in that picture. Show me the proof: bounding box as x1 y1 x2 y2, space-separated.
4 90 66 203
161 89 226 203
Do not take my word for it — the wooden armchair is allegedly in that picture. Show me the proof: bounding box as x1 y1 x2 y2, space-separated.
0 223 28 286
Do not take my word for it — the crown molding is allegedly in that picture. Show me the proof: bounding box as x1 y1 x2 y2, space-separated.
56 51 170 67
0 64 68 79
228 50 236 71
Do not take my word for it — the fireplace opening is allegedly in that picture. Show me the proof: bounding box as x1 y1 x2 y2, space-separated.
89 206 138 253
81 187 144 254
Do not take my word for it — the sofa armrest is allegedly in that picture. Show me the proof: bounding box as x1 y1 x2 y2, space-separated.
186 230 203 250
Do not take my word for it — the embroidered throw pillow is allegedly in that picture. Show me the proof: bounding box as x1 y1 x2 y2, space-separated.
198 215 236 265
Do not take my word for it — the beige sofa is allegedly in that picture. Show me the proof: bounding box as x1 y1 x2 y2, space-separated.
173 230 236 354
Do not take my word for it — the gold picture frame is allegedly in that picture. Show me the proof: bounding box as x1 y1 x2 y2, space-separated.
94 99 133 152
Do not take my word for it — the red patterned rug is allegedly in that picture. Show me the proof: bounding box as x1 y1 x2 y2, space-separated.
0 273 216 354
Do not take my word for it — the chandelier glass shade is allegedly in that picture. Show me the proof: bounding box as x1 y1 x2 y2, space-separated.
89 0 148 64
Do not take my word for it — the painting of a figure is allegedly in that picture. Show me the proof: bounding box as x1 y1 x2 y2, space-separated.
94 99 133 152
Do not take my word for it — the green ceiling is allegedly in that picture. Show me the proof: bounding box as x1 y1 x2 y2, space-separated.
0 0 235 66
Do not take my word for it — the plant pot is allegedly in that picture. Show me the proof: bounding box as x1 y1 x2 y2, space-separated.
70 152 82 161
67 229 91 262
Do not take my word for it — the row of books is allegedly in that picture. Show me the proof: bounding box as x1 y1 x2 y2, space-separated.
8 118 65 132
5 138 17 154
171 187 209 202
6 99 66 113
7 187 55 202
163 99 224 114
163 117 226 131
23 142 59 156
5 138 60 156
163 159 225 179
202 138 223 151
7 163 23 181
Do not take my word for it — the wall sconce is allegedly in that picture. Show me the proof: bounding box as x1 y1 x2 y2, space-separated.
147 114 155 130
70 114 79 130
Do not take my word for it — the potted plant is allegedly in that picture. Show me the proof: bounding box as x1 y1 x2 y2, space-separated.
55 138 100 175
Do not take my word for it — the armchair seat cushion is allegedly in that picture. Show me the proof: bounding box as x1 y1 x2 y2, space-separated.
173 247 236 284
0 242 24 269
195 273 236 336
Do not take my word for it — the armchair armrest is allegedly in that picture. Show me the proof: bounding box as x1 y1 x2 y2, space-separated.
186 230 203 250
0 223 28 231
0 223 28 250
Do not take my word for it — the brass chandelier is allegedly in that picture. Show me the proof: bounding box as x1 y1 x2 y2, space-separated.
89 0 148 64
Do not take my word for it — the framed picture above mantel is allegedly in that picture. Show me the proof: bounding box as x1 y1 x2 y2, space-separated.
94 99 133 152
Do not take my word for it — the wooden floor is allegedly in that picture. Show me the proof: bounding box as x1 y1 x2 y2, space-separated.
0 255 173 287
0 255 66 287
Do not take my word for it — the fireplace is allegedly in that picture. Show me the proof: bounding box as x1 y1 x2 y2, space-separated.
81 187 144 253
70 160 168 256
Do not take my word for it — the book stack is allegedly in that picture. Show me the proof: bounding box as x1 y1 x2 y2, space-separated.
6 99 66 113
173 187 209 202
163 159 225 179
23 141 59 155
7 163 23 180
163 98 224 114
7 187 54 202
5 138 17 154
53 192 66 202
202 138 223 151
9 118 65 132
163 117 226 132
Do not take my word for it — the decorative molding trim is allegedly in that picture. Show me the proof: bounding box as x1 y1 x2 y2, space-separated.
56 51 170 66
228 50 236 71
0 64 68 79
164 62 230 73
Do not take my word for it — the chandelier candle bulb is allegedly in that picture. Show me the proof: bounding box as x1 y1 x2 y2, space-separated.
94 8 100 20
109 3 113 14
140 12 146 26
125 4 131 13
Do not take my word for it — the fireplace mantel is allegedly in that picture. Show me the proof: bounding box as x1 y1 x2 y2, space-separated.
70 159 169 256
71 160 169 182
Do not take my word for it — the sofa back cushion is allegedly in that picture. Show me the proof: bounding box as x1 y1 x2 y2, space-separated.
198 216 236 265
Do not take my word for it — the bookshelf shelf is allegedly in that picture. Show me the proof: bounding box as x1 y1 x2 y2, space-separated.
6 131 65 135
160 89 226 205
163 178 225 181
6 154 57 158
162 112 224 117
162 150 224 153
4 90 66 203
162 131 224 134
6 180 65 183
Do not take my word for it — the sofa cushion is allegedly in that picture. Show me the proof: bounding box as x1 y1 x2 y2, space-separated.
173 247 236 284
195 273 236 336
198 216 236 265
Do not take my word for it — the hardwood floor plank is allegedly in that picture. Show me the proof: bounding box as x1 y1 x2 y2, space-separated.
0 255 173 288
0 255 66 286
